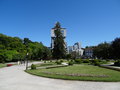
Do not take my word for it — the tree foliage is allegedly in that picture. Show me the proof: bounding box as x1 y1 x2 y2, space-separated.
52 22 66 59
93 42 111 59
93 38 120 60
111 38 120 59
0 33 51 63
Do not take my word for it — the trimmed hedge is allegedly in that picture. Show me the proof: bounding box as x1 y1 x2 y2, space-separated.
100 65 120 71
46 65 68 69
114 60 120 66
91 59 100 66
55 61 62 65
68 61 74 65
31 64 36 70
83 59 90 63
74 59 82 64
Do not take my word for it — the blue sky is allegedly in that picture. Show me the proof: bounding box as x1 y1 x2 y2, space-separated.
0 0 120 47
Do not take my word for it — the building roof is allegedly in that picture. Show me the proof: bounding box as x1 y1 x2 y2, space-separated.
85 48 93 50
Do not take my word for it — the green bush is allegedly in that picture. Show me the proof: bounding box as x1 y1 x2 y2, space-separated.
60 59 64 63
31 64 36 70
114 60 120 66
50 60 52 62
91 59 100 66
94 61 100 66
83 59 90 63
44 60 47 63
74 59 82 64
100 60 108 64
55 60 61 65
68 61 74 65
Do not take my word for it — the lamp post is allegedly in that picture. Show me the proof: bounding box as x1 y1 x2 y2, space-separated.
25 45 29 70
26 52 29 70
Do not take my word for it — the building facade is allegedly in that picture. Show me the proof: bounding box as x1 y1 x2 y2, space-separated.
84 48 93 58
68 42 84 57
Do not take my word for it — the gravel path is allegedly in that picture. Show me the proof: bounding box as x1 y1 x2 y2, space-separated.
0 62 120 90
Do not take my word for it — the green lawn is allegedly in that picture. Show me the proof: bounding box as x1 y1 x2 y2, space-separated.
26 64 120 82
0 64 6 68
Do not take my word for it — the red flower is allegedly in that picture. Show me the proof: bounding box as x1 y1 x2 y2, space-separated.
7 64 13 67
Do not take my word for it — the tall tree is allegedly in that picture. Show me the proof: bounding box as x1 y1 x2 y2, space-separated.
23 38 32 45
52 22 66 59
93 42 111 59
111 38 120 59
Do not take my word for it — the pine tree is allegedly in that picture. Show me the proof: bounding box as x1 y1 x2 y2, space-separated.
52 22 66 59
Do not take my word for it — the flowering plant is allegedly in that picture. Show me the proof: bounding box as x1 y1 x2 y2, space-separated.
7 64 13 67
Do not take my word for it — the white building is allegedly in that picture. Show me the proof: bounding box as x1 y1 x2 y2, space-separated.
67 46 73 54
68 42 84 56
84 48 93 58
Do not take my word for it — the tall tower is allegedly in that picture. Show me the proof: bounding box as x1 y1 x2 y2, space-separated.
51 22 66 49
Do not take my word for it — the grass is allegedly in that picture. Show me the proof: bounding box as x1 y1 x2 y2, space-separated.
26 64 120 82
0 63 6 68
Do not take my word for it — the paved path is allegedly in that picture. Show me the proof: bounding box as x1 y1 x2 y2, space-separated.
0 62 120 90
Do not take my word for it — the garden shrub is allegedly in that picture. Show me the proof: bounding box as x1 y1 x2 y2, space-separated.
31 64 36 70
44 60 46 63
114 60 120 66
50 60 52 62
71 59 74 62
60 59 64 63
55 60 61 65
94 61 100 66
74 59 82 64
68 61 74 65
83 59 90 63
100 60 108 64
91 59 100 66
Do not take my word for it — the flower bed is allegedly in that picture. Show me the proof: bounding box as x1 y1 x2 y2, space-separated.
7 64 13 67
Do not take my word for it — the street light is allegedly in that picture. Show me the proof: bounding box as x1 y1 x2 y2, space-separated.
26 52 29 70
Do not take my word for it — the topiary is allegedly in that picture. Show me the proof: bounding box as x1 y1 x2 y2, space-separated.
91 59 100 66
44 60 46 63
55 60 61 65
100 60 108 64
94 61 100 66
114 60 120 66
31 64 36 70
68 61 74 65
60 59 64 63
83 59 90 63
74 59 82 64
50 60 52 62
